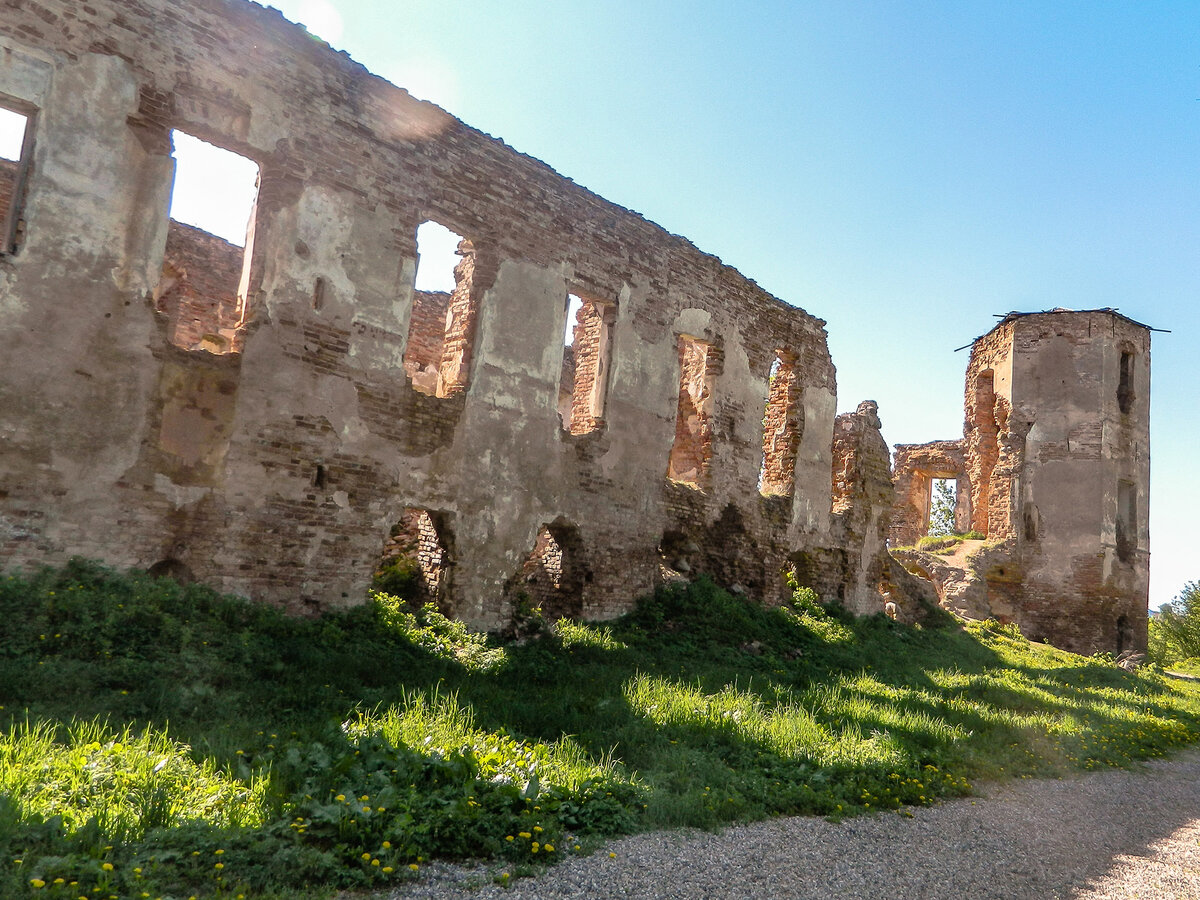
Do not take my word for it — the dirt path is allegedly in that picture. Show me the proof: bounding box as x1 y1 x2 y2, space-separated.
382 748 1200 899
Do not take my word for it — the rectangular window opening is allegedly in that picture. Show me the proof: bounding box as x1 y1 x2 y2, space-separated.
927 478 957 537
404 220 476 397
0 103 34 256
758 350 800 496
559 291 616 434
156 131 259 353
667 335 719 489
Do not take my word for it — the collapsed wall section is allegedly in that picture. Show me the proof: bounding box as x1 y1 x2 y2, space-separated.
0 0 840 629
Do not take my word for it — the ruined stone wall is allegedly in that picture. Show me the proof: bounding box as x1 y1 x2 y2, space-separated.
795 401 901 616
888 440 967 547
892 310 1150 654
0 0 839 629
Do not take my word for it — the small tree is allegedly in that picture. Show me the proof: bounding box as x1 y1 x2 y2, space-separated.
927 479 957 537
1148 580 1200 666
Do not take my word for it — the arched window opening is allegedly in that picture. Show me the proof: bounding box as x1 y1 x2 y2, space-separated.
1118 351 1135 415
0 103 33 255
667 335 720 489
514 521 587 620
375 508 454 615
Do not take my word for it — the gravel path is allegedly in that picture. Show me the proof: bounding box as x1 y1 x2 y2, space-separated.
378 748 1200 900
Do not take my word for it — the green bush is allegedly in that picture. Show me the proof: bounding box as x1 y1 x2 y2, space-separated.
1149 581 1200 666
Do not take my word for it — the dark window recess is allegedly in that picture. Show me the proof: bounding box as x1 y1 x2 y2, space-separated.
1116 615 1131 656
1023 504 1038 542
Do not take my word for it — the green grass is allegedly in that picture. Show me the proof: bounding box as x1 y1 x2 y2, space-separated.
2 559 1199 898
909 531 988 553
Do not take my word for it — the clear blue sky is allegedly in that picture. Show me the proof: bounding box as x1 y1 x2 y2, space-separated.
262 0 1198 610
15 0 1186 608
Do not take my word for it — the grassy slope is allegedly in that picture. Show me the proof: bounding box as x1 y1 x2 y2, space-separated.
2 559 1199 898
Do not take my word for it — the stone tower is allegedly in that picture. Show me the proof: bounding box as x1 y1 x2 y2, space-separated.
892 309 1150 655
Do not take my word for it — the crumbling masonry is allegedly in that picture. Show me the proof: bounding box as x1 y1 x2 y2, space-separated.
0 0 909 628
890 310 1151 654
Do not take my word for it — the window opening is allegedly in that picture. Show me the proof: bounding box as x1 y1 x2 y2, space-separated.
1118 351 1135 415
927 479 957 537
758 350 801 496
1116 480 1136 563
560 291 616 434
0 104 33 255
667 335 719 488
404 221 478 397
375 508 453 614
156 131 259 352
